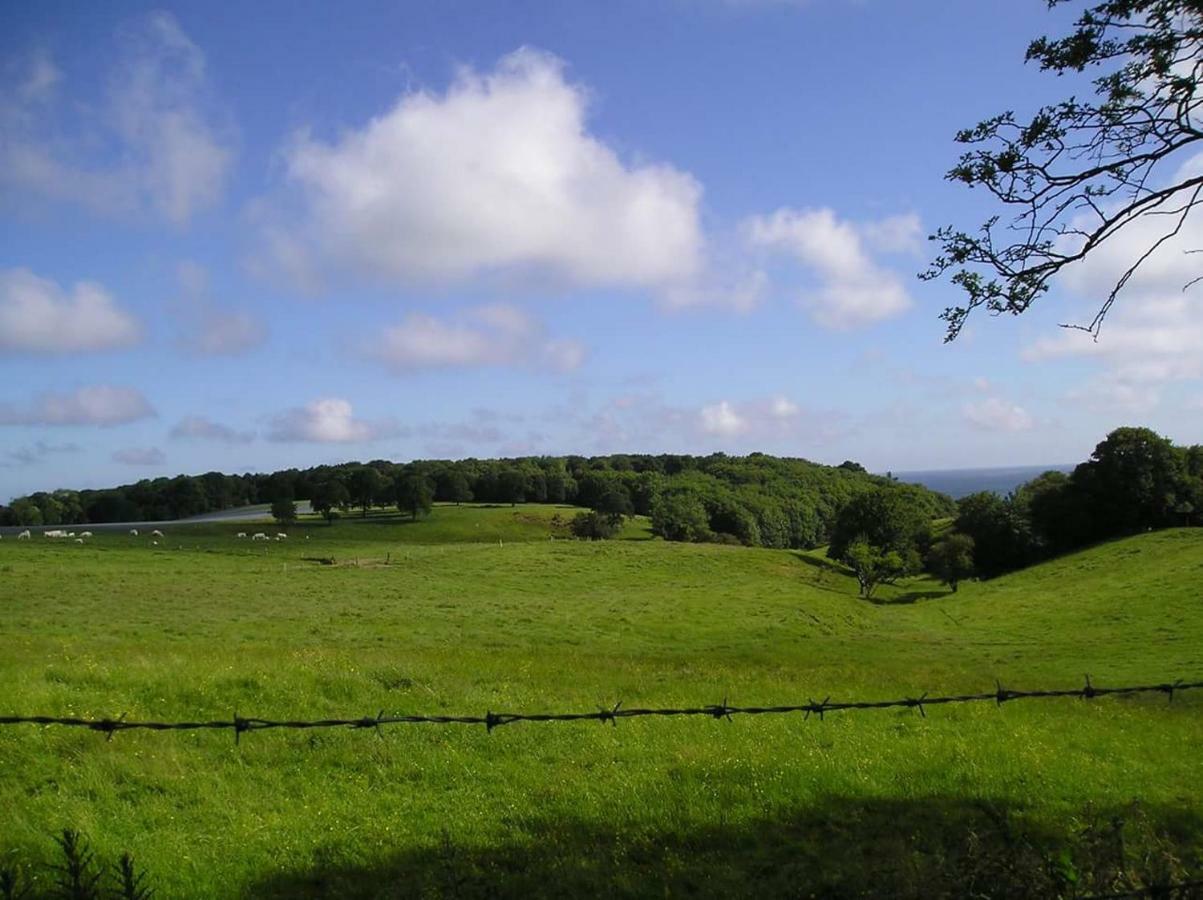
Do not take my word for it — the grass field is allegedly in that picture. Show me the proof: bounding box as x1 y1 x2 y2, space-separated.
1 504 1201 897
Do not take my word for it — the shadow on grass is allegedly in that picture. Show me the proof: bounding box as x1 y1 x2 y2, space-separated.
871 589 955 605
246 796 1203 899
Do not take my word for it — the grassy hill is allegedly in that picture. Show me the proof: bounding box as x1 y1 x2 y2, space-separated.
1 505 1200 896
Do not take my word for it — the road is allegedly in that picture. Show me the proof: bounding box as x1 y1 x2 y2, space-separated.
0 502 314 536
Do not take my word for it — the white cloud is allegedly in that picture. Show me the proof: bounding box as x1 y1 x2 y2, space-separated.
0 386 155 427
112 446 165 466
1 13 232 225
700 400 747 436
368 303 586 373
0 268 142 354
266 48 702 292
266 398 398 443
962 396 1034 432
169 415 254 444
745 207 914 328
769 395 799 418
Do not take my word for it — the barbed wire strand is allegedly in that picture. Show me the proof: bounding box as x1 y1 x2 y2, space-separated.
1 676 1199 743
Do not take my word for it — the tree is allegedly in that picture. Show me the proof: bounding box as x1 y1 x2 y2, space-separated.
348 466 387 517
593 484 634 520
497 469 527 507
843 537 910 599
395 474 434 520
570 510 621 540
955 492 1037 577
310 480 349 525
926 533 976 592
1073 425 1187 535
650 492 713 543
827 488 930 562
271 498 297 526
444 472 473 505
924 0 1203 340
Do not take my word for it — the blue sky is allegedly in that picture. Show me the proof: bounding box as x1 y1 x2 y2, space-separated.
2 0 1201 502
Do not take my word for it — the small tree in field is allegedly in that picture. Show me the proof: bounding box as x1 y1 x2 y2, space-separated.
570 510 621 540
310 480 349 525
843 537 910 599
271 497 297 526
396 474 434 520
926 533 976 593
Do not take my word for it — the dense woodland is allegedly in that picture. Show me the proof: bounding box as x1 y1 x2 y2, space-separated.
4 428 1199 592
0 452 953 552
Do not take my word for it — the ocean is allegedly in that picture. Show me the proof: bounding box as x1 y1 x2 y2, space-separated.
888 464 1076 500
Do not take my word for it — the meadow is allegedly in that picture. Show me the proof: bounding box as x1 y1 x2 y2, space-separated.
1 503 1201 897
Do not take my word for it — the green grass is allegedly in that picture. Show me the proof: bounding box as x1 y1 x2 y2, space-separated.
1 505 1201 897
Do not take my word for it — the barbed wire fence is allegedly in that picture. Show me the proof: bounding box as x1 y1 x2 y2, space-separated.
2 675 1199 743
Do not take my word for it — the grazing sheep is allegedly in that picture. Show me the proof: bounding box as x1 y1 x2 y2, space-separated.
67 532 75 538
252 532 268 541
276 533 288 539
236 532 247 539
151 529 164 537
151 540 158 546
18 530 31 540
75 538 83 544
129 529 139 536
79 531 92 538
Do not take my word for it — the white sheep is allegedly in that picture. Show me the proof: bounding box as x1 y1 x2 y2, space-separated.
18 530 31 540
67 532 75 538
129 529 139 536
151 529 164 537
75 538 83 544
236 532 247 539
79 531 92 538
151 540 158 546
252 532 268 541
276 533 288 539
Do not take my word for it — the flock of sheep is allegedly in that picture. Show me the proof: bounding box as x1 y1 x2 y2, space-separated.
9 528 291 545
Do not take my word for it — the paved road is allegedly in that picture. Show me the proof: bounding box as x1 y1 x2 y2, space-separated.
0 502 314 536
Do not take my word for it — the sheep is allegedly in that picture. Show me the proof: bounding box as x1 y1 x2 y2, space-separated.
129 529 139 536
75 538 83 544
79 531 92 538
17 530 31 540
236 532 247 539
151 540 158 546
276 533 288 539
151 529 164 537
252 532 268 541
66 532 75 538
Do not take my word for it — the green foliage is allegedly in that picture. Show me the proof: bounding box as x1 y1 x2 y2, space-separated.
395 474 435 520
270 498 297 526
348 466 388 517
926 533 976 592
842 537 913 599
569 510 621 540
827 488 931 562
650 492 713 543
310 480 350 524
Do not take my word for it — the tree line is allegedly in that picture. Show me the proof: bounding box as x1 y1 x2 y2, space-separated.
828 427 1203 598
0 452 953 552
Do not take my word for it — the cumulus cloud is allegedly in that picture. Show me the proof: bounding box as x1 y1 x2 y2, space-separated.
0 268 142 354
4 440 80 467
169 415 254 444
745 207 915 328
1 13 233 225
112 446 165 466
962 396 1034 432
263 48 702 292
266 398 399 443
0 386 155 427
368 303 585 373
699 400 747 436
